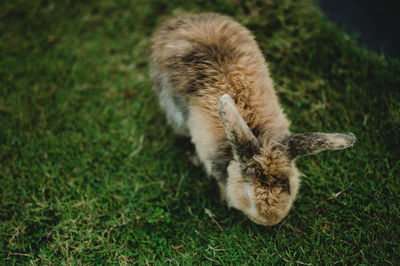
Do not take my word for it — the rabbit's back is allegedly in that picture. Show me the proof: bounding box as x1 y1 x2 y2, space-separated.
149 13 279 135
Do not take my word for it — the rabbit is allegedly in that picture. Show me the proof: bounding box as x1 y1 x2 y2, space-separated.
149 13 356 225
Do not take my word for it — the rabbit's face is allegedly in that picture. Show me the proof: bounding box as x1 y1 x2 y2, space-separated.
225 141 301 225
219 94 356 225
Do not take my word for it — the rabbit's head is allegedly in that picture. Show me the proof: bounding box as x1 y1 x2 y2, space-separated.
218 94 356 225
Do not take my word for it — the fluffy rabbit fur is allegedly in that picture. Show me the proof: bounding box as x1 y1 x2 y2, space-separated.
149 13 356 225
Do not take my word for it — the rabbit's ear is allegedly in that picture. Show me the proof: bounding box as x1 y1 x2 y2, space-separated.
218 94 259 162
286 132 356 160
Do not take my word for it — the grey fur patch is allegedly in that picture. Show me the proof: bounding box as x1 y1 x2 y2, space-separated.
228 130 260 163
182 43 232 66
169 44 229 95
210 141 233 184
159 89 190 135
150 63 190 135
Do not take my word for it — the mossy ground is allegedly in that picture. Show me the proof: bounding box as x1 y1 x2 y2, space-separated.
1 0 399 264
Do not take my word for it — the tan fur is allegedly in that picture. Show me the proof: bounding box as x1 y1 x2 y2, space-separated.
150 13 355 226
150 13 289 134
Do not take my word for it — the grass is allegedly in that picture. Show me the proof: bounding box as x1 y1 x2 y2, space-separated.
1 0 399 264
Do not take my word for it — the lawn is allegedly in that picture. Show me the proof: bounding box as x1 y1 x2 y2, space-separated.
1 0 399 264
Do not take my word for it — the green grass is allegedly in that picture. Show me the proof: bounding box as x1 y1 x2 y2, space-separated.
1 0 399 264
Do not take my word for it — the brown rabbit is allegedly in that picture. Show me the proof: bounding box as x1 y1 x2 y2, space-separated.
149 13 356 225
